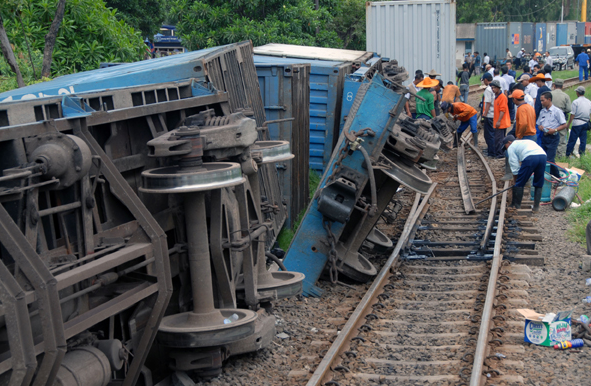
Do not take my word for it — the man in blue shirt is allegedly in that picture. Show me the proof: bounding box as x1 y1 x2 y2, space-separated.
503 135 547 212
576 50 590 81
537 91 567 179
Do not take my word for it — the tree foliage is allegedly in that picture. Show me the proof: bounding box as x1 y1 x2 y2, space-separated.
168 0 342 50
457 0 579 23
0 0 146 78
105 0 165 39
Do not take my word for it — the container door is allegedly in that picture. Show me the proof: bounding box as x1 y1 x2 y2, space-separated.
508 23 522 57
539 23 546 52
556 24 567 45
568 22 577 44
522 23 534 53
578 22 585 44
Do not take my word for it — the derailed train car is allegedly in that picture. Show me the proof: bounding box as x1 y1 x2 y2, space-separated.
0 40 451 385
0 41 305 386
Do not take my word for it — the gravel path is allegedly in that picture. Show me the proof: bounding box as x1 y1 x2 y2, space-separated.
188 103 591 385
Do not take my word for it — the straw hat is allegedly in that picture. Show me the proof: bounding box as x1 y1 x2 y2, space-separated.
427 69 441 77
529 73 551 83
416 78 439 88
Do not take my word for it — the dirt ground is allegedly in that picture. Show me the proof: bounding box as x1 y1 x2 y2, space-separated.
192 94 591 386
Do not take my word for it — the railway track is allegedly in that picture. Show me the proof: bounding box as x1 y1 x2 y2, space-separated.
299 133 541 386
469 75 591 95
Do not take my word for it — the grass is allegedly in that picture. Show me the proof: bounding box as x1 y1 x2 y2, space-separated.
555 152 591 244
277 169 322 251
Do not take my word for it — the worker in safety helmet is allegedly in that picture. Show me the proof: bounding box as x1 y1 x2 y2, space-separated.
440 101 478 148
502 135 546 212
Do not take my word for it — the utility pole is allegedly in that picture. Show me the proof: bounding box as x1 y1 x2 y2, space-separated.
561 0 564 22
584 0 587 22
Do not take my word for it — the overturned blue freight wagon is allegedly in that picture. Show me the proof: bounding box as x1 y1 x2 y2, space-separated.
0 41 308 384
0 42 289 243
254 44 377 172
254 61 312 228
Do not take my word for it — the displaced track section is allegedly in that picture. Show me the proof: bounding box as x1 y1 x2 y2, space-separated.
305 137 529 386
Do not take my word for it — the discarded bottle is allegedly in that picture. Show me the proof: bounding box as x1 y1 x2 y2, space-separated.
582 296 591 304
553 339 584 350
223 313 239 325
579 315 590 325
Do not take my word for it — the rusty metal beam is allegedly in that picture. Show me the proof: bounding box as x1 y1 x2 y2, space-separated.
457 143 475 215
469 180 509 386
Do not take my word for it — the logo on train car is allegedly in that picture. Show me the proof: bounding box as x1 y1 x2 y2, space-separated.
512 34 520 45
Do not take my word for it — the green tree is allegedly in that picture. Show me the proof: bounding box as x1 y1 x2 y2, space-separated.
168 0 342 51
328 0 366 51
105 0 165 39
0 0 146 82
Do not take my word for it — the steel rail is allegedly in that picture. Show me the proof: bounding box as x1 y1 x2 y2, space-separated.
305 184 437 386
469 180 510 386
457 142 476 214
465 140 498 253
470 76 591 95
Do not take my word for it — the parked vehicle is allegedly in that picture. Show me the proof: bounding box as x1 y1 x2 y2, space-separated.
548 46 575 70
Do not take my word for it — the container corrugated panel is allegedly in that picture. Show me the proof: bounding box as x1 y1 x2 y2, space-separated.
535 23 546 52
476 23 507 62
508 22 522 57
254 62 311 229
254 55 351 172
0 41 287 246
366 1 456 83
522 22 534 53
253 43 374 63
577 22 586 44
547 22 557 48
567 22 577 44
557 23 568 45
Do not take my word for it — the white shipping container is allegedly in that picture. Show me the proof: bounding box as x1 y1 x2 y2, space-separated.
366 0 456 84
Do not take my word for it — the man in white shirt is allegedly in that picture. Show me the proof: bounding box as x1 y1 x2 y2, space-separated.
529 57 538 70
545 52 553 68
524 74 538 105
493 68 509 94
566 86 591 157
515 48 524 67
481 73 496 157
503 135 547 212
506 48 513 60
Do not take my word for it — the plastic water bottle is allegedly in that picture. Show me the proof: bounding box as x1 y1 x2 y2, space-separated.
553 339 584 350
223 313 239 324
582 296 591 304
579 315 590 325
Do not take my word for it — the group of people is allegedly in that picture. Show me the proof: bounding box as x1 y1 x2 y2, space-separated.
405 55 591 212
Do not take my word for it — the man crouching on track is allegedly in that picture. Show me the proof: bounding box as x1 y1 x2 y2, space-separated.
440 101 478 148
503 135 547 212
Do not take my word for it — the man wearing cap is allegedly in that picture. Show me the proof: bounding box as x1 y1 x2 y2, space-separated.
481 73 496 156
415 77 438 120
441 101 478 147
566 86 591 157
458 63 470 103
537 91 567 179
405 73 423 118
486 64 494 78
491 79 511 157
576 49 590 81
511 90 537 140
551 79 572 157
503 135 547 212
